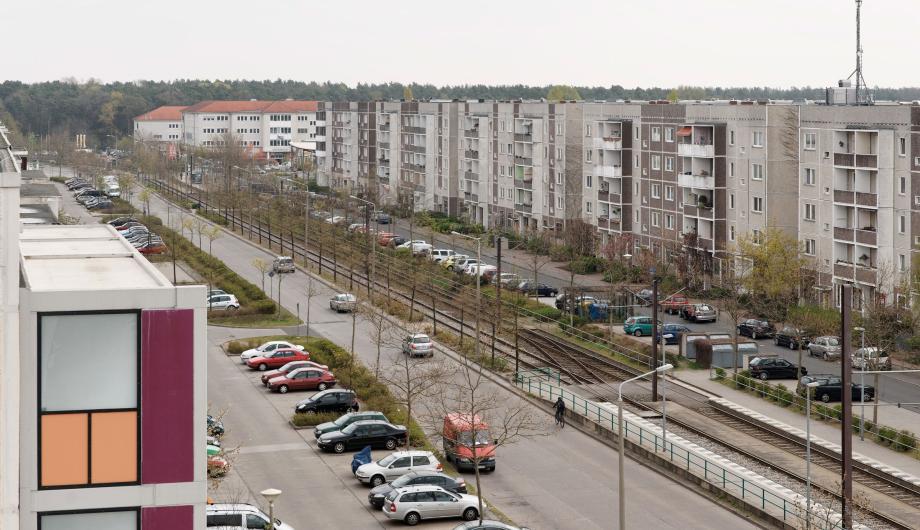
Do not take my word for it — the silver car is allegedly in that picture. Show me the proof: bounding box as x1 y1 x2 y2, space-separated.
808 336 842 361
382 485 480 526
329 293 357 312
402 334 433 357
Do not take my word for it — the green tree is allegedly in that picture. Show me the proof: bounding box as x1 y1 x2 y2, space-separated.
666 89 680 102
403 86 414 101
735 228 806 323
547 85 582 102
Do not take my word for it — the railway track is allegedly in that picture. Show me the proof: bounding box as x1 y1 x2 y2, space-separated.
146 178 920 528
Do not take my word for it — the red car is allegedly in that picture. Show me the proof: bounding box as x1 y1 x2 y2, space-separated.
138 242 168 255
267 367 337 393
261 360 329 386
246 348 311 371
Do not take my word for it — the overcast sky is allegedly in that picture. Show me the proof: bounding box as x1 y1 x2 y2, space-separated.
5 0 917 88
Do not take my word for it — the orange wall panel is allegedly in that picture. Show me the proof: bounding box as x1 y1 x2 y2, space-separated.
90 411 137 484
41 414 88 487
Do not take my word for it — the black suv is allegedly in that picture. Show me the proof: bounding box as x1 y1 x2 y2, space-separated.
774 326 810 350
295 389 358 415
797 375 875 403
316 419 407 453
737 319 775 340
749 357 806 380
368 471 466 509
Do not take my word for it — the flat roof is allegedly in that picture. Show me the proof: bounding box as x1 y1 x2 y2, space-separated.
20 224 172 292
21 183 60 198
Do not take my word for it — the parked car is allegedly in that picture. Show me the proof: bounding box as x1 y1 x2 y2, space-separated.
315 411 389 439
442 413 495 472
372 211 391 224
382 485 480 526
453 521 531 530
107 216 137 227
317 420 408 454
494 273 521 287
330 293 357 312
397 240 432 254
207 294 240 311
636 288 654 301
749 356 807 380
402 333 434 357
681 303 717 323
208 289 227 299
246 348 311 371
325 215 346 224
206 504 294 530
295 388 358 415
261 360 329 385
774 327 810 350
377 232 397 246
138 241 168 255
661 294 689 315
797 375 875 403
737 319 775 340
348 223 365 233
623 316 654 337
442 255 468 269
368 471 466 509
267 367 336 393
516 281 557 298
240 340 304 364
388 236 408 248
429 249 456 263
355 450 441 486
852 347 892 371
655 323 691 345
808 336 842 361
271 256 295 273
207 415 225 437
452 257 474 272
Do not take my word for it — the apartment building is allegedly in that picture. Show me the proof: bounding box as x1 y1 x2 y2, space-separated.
133 106 187 144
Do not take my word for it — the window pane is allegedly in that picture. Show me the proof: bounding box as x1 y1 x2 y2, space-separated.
41 510 136 530
41 413 88 486
41 313 138 411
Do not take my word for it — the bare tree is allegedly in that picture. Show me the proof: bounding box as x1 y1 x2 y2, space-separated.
303 274 321 337
194 219 206 248
359 298 396 379
181 216 195 240
206 225 223 256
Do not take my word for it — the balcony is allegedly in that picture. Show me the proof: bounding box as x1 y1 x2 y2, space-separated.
855 266 877 285
597 217 621 230
517 203 533 213
464 149 479 159
834 227 854 241
515 155 533 166
514 132 533 142
834 152 878 169
595 165 623 178
855 228 877 246
834 262 855 280
834 190 854 204
593 136 623 150
678 172 714 190
678 143 714 158
465 127 480 138
856 192 877 207
597 189 609 202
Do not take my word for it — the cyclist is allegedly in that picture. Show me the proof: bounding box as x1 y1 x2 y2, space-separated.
554 397 566 427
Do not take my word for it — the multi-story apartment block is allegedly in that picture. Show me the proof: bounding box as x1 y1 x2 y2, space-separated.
133 106 187 146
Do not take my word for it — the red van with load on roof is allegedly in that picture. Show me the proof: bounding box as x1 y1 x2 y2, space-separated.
442 413 497 472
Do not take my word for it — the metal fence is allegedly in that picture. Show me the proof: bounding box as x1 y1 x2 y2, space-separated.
515 371 850 530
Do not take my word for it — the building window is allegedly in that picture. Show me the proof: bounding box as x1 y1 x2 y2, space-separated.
729 130 735 145
729 193 735 209
586 201 592 214
899 137 907 156
38 312 139 489
665 185 674 201
651 127 661 142
804 168 816 186
665 128 674 142
39 508 139 530
585 175 592 188
752 196 764 213
665 156 674 171
752 229 762 243
899 254 907 272
651 184 661 198
635 154 640 167
753 131 764 147
804 203 816 221
651 155 661 170
651 211 660 227
804 239 816 255
729 225 736 241
752 163 764 181
804 132 817 150
556 171 563 185
556 147 564 160
665 214 674 230
730 162 735 177
899 214 906 233
634 127 640 140
900 176 907 195
586 150 592 162
557 196 563 208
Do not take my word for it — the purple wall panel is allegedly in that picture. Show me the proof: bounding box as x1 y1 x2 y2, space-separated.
142 309 194 484
142 505 193 530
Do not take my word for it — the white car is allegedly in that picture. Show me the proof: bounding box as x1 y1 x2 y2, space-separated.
382 485 480 526
429 249 455 263
397 240 432 254
240 340 305 365
207 294 240 311
355 450 442 487
207 503 294 530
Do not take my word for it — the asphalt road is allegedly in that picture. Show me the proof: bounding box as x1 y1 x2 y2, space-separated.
141 191 760 530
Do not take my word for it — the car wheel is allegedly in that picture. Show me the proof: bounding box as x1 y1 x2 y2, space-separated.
789 341 796 351
774 338 779 346
821 393 831 403
823 352 830 361
351 405 359 412
258 363 268 371
385 438 397 450
751 331 757 340
404 512 421 526
318 383 328 391
333 442 346 454
371 475 385 487
279 385 289 394
633 329 643 337
759 372 769 381
462 508 478 521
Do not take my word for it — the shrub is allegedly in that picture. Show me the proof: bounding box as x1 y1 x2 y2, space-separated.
549 244 571 262
291 412 339 427
226 340 245 354
531 306 563 322
250 299 277 314
714 367 726 380
895 430 918 452
877 426 899 447
569 256 606 275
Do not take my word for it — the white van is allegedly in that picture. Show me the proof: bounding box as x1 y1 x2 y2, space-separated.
429 249 455 263
206 503 294 529
105 182 121 198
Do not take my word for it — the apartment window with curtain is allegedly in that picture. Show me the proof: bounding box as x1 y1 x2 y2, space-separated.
651 127 661 142
665 214 674 230
804 168 816 186
665 156 674 171
38 311 140 489
586 201 592 214
804 203 816 221
753 131 764 147
651 155 661 170
804 132 817 150
899 137 907 156
665 128 674 142
804 239 816 255
585 175 592 188
752 163 764 180
752 196 764 213
651 211 660 227
651 183 661 199
665 185 674 201
729 225 736 241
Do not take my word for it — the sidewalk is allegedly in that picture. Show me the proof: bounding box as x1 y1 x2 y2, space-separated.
675 368 920 477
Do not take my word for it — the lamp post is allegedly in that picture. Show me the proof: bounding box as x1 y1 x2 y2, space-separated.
853 326 866 440
260 488 282 529
617 363 673 530
351 195 377 295
805 380 821 530
622 253 633 318
453 231 482 360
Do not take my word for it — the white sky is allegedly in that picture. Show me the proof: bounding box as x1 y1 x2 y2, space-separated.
5 0 917 87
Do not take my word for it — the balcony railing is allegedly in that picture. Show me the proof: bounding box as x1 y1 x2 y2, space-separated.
855 266 877 285
517 203 533 213
595 165 623 178
834 262 855 280
856 192 877 207
855 228 877 246
464 150 479 159
678 173 714 190
678 143 714 158
834 152 878 168
834 190 854 204
834 227 854 241
594 137 623 150
514 132 533 142
597 189 609 202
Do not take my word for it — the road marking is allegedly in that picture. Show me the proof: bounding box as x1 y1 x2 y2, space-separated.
238 442 309 455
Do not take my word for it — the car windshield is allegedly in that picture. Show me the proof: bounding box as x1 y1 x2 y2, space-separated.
412 336 430 344
457 430 491 446
334 414 353 426
825 338 840 346
341 423 359 434
378 454 398 466
391 474 414 487
385 490 399 501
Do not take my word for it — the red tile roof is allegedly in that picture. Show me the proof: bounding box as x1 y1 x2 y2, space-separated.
182 100 317 114
134 106 188 122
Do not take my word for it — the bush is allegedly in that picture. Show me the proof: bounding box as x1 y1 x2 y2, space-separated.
549 244 571 262
714 367 726 380
250 299 277 314
569 256 606 275
895 430 918 452
226 340 245 354
531 306 563 322
291 412 340 427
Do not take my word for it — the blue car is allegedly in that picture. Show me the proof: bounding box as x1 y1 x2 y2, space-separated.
655 324 691 345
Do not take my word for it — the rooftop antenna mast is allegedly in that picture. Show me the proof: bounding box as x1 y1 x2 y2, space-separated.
847 0 869 103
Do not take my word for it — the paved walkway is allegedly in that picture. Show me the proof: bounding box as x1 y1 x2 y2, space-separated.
676 368 920 477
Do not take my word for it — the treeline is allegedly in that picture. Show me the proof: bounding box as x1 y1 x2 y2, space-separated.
3 79 920 145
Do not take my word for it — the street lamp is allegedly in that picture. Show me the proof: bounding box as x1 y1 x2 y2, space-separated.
260 488 281 529
351 195 377 295
805 380 821 530
452 231 482 361
617 363 673 530
853 326 867 440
